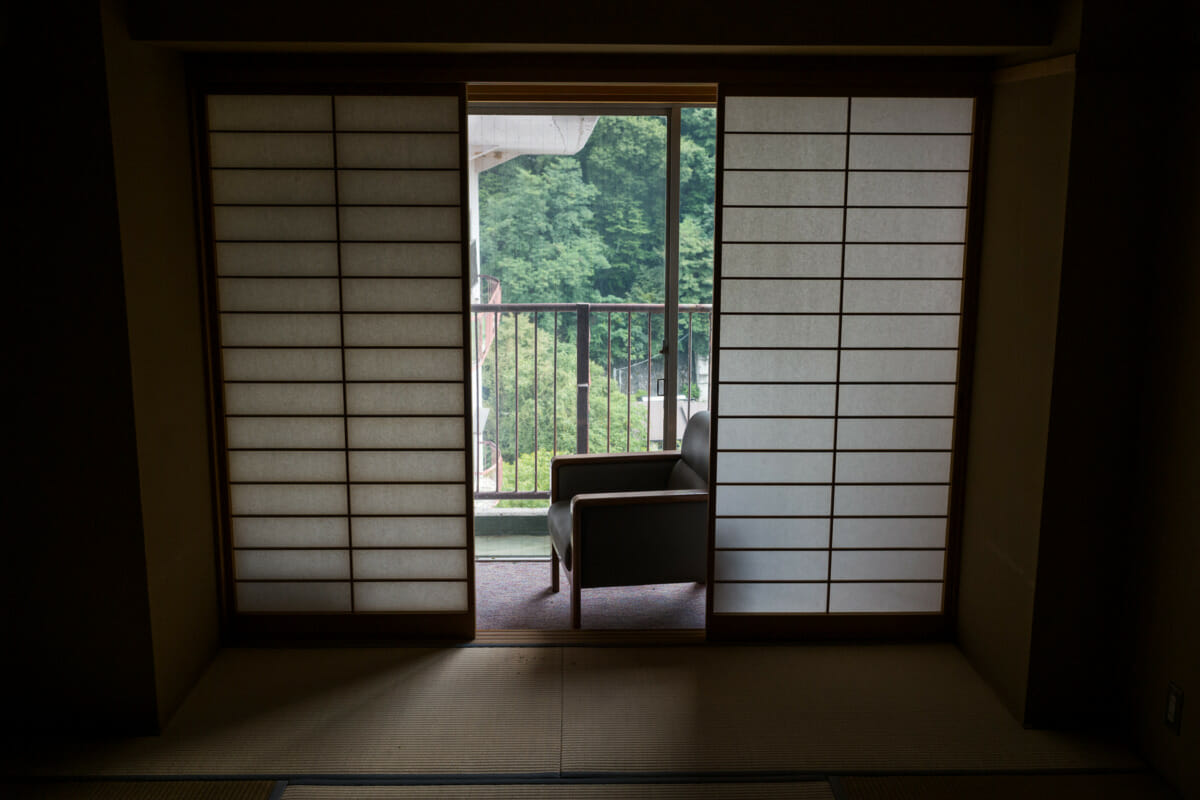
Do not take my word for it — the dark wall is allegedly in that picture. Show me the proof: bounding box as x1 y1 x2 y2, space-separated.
128 0 1055 48
8 2 159 732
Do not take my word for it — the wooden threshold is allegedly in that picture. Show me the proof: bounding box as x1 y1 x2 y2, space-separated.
472 628 706 645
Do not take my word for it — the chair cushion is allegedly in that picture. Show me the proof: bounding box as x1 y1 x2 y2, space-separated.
666 459 705 490
547 500 574 568
680 411 709 485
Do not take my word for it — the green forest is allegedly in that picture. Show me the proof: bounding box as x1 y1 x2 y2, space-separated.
475 109 716 500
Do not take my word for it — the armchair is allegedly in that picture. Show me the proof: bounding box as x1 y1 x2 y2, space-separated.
547 411 710 628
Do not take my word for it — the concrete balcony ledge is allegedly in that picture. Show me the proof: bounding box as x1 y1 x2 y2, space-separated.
474 506 549 536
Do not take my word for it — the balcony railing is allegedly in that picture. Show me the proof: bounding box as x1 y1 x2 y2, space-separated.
470 301 712 500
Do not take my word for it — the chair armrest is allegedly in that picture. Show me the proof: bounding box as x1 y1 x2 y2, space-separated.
570 489 707 509
551 452 681 501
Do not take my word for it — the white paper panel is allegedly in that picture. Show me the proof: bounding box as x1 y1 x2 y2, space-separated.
335 95 459 132
718 419 835 450
841 315 960 348
832 517 947 548
343 314 463 346
846 209 966 243
720 280 841 313
349 484 466 515
844 244 964 278
221 314 341 347
713 582 827 613
340 207 461 242
724 134 846 170
714 518 830 549
829 581 942 613
832 549 945 581
717 452 833 483
350 451 465 482
839 350 958 383
348 417 465 449
847 171 968 207
850 97 973 133
354 581 468 612
723 171 844 206
223 383 344 415
849 135 971 171
232 517 350 549
716 485 832 516
715 314 840 347
353 517 467 547
843 280 962 313
236 550 351 580
834 485 949 516
231 484 348 516
222 348 343 381
237 582 351 613
346 383 464 415
214 206 337 241
838 384 956 417
344 349 463 382
337 133 459 169
212 170 336 205
342 278 462 312
339 170 460 205
723 208 844 243
208 95 331 131
725 96 848 132
715 551 828 581
718 384 836 416
718 350 838 383
215 243 339 276
837 419 954 450
352 549 467 580
209 133 333 168
229 451 347 483
341 243 462 276
226 417 345 449
721 244 842 278
219 278 340 311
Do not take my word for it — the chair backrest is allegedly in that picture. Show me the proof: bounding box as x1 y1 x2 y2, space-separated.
666 411 710 491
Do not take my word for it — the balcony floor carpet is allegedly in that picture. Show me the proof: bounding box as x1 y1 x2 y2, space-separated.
474 560 705 630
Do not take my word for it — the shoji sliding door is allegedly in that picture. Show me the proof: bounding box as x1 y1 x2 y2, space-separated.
205 88 474 638
709 90 976 637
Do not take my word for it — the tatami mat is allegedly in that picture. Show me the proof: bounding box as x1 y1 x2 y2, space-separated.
10 648 562 776
282 783 834 799
837 772 1178 799
4 643 1144 780
560 644 1143 773
2 781 274 799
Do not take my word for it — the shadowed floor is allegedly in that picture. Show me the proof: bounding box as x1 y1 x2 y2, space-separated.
474 560 705 630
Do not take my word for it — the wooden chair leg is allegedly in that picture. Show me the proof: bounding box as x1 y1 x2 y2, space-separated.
571 577 581 629
551 548 560 593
